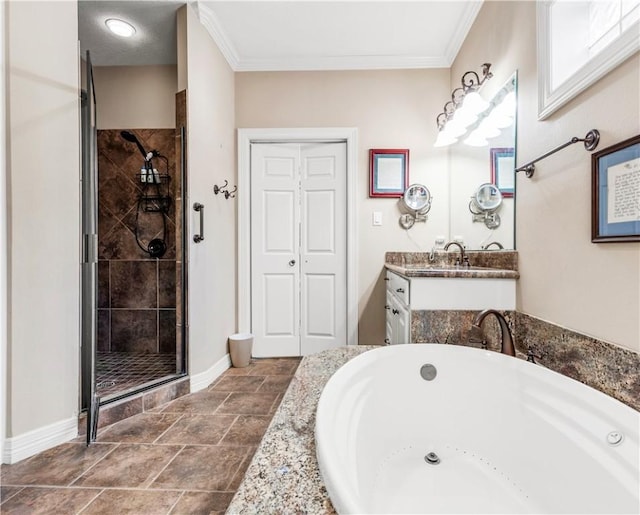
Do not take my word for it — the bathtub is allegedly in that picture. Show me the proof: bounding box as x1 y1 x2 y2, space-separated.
315 344 640 514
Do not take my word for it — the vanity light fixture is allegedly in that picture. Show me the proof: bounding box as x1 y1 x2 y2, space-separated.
434 63 493 148
105 18 136 38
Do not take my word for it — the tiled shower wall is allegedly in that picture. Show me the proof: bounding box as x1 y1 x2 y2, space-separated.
97 129 178 354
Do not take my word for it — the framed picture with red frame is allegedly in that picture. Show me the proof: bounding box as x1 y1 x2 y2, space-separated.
369 149 409 198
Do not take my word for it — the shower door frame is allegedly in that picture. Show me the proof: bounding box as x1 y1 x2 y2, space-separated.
80 63 189 441
80 50 99 442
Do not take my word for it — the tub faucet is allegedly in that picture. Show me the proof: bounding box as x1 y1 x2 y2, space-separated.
444 241 469 267
470 309 515 357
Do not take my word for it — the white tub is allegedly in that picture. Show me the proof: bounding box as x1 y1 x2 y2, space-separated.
315 344 640 514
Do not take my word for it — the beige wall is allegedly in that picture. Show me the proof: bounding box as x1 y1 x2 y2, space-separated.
183 5 237 375
93 65 177 129
6 1 80 437
236 69 451 344
454 1 639 352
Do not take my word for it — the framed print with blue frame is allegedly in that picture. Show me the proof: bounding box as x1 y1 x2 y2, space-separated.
592 134 640 243
369 149 409 198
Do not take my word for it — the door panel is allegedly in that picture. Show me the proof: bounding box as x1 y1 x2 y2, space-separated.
304 274 335 336
263 274 296 336
263 191 296 253
304 190 335 253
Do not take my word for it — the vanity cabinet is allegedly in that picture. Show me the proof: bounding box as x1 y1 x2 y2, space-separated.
384 267 517 345
385 271 410 344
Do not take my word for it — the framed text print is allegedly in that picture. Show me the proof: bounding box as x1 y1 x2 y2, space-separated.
592 134 640 243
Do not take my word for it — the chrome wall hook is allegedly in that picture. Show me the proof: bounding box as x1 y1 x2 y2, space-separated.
213 180 237 200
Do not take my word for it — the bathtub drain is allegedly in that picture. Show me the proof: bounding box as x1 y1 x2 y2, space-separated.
424 452 440 465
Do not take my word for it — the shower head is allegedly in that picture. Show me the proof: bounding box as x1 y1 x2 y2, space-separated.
120 130 148 160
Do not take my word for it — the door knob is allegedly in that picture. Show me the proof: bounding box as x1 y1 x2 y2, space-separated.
289 259 296 267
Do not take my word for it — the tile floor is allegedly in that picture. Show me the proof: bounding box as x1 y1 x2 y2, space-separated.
0 358 300 514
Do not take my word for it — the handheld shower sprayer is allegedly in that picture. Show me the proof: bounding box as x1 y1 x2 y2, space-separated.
120 130 148 161
119 129 171 259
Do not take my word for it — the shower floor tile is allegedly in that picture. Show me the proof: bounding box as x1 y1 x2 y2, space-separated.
96 352 177 397
0 357 301 515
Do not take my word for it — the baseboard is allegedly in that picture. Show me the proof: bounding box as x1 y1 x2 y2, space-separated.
190 353 231 392
2 416 77 464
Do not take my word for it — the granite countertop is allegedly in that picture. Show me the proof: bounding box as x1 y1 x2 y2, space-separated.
384 262 519 279
227 346 377 514
384 250 519 279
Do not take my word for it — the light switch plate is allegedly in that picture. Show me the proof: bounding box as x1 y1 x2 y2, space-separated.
372 211 382 226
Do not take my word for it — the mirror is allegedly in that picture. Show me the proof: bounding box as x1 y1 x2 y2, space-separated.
449 73 517 249
399 184 432 229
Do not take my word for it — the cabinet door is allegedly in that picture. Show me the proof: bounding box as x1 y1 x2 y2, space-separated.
395 303 410 344
385 291 394 345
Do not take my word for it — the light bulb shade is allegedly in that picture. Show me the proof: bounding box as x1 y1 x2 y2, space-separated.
442 120 467 138
451 106 478 129
462 91 490 115
496 91 516 117
463 130 489 147
478 118 501 139
105 18 136 38
434 130 458 147
486 109 513 129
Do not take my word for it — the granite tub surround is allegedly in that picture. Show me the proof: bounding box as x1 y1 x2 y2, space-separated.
227 346 377 514
385 251 519 279
514 312 640 412
412 310 517 354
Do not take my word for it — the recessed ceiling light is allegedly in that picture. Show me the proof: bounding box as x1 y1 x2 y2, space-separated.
105 18 136 38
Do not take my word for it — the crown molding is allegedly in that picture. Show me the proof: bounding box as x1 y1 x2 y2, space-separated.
197 2 240 70
235 55 450 72
444 1 483 66
197 1 482 72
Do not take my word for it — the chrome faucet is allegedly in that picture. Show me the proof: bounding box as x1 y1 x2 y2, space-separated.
470 309 516 357
481 241 504 250
444 241 469 267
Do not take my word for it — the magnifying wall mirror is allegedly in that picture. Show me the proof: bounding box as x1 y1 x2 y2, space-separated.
404 184 432 212
399 184 432 229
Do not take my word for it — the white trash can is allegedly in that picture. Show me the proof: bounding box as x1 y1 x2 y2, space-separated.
228 333 253 368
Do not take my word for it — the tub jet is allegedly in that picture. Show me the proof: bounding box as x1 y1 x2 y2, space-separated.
424 452 441 465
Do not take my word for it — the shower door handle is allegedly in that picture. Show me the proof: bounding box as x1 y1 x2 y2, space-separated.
193 203 204 243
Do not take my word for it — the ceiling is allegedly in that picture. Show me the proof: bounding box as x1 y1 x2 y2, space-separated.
79 0 483 70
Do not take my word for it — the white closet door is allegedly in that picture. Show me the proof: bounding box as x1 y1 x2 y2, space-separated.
299 142 347 355
250 143 300 357
250 141 347 357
